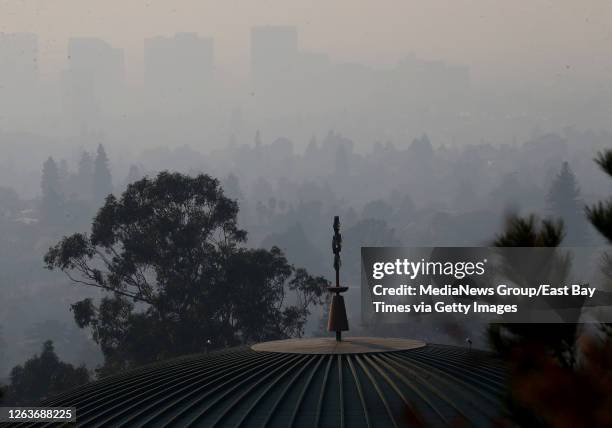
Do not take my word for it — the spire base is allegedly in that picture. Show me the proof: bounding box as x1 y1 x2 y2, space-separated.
327 294 349 341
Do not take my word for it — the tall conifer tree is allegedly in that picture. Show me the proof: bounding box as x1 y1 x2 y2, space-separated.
547 161 587 245
40 156 64 224
93 144 112 204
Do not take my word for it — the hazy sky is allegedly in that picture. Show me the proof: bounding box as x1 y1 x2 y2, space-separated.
1 0 611 84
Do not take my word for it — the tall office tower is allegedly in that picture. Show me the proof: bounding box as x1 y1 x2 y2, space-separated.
144 33 214 111
250 26 298 91
61 38 125 131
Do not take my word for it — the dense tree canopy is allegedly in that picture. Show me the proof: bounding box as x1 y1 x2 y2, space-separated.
5 341 89 405
45 172 328 374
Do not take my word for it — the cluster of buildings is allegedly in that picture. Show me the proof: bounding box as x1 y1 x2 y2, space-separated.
0 27 471 144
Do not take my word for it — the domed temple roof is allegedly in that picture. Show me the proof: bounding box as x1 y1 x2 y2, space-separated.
24 337 505 427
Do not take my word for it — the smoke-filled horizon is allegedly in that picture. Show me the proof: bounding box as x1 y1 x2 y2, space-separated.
1 0 611 84
1 1 612 154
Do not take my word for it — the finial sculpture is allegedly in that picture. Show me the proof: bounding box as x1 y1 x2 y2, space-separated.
327 216 349 341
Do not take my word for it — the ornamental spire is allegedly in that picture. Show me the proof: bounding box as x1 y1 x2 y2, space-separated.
327 216 349 341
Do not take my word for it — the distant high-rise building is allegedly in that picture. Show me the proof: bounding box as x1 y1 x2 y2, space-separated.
144 33 214 110
250 26 298 89
61 38 125 131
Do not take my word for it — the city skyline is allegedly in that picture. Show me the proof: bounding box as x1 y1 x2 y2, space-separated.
1 26 469 87
1 6 611 172
1 1 611 86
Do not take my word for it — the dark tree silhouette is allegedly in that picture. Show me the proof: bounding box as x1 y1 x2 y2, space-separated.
586 150 612 243
93 144 113 204
586 149 612 338
40 156 65 225
45 172 328 375
5 341 89 405
547 161 587 245
490 213 584 427
491 214 577 364
493 149 612 427
493 214 564 247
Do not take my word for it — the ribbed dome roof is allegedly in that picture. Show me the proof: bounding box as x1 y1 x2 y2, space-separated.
18 338 505 427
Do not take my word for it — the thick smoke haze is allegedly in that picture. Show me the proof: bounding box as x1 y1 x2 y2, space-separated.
1 1 611 156
2 1 612 81
1 1 612 396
